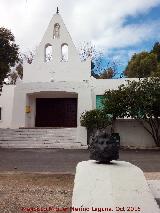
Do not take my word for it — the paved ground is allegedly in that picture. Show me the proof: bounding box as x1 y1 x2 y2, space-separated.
0 148 160 173
0 174 74 213
1 174 159 213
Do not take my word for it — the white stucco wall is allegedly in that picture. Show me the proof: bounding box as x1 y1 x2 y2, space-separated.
115 119 155 148
92 78 138 96
0 85 15 128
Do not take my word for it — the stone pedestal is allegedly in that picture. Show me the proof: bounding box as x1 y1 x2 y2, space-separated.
72 160 160 213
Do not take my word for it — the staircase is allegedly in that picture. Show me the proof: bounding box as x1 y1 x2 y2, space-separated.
0 128 87 149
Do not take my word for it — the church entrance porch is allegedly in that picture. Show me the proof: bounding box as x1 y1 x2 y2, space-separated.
35 98 77 127
11 82 91 146
25 91 78 128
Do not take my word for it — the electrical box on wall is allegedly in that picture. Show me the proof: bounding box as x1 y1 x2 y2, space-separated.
25 106 31 113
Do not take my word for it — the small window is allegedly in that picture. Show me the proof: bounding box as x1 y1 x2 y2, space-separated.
61 44 68 62
0 107 1 120
45 44 53 62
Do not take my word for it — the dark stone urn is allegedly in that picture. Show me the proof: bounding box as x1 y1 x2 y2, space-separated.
88 129 120 163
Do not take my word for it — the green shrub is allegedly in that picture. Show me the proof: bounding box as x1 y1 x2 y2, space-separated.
80 109 113 131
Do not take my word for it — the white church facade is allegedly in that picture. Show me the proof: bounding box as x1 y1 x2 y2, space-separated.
0 12 156 148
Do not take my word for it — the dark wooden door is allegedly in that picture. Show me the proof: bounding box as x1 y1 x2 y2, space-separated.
35 98 77 127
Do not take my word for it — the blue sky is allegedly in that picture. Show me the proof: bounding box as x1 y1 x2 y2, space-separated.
0 0 160 77
101 4 160 77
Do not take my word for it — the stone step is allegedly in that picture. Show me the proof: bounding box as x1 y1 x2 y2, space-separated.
0 140 79 144
0 131 76 135
0 129 77 136
0 131 77 135
0 128 77 132
0 143 87 149
0 134 76 138
0 136 76 140
0 128 83 149
0 138 77 144
0 139 76 142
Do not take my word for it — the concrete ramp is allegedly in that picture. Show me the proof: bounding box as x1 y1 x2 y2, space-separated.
72 160 160 213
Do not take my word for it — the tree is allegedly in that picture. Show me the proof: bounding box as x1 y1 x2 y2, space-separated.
124 42 160 78
99 63 117 79
79 42 101 78
103 78 160 147
8 50 34 85
124 52 158 78
23 51 34 64
102 85 128 133
8 71 18 84
16 63 23 79
151 42 160 63
79 42 119 79
0 27 19 87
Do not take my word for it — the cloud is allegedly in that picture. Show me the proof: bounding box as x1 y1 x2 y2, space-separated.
0 0 160 52
94 20 160 49
70 0 160 49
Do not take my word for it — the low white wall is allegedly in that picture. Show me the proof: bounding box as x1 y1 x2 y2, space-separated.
0 85 15 128
93 78 138 95
115 119 155 148
82 119 155 148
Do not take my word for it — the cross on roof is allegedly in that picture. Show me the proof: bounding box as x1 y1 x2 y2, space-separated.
56 7 59 14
